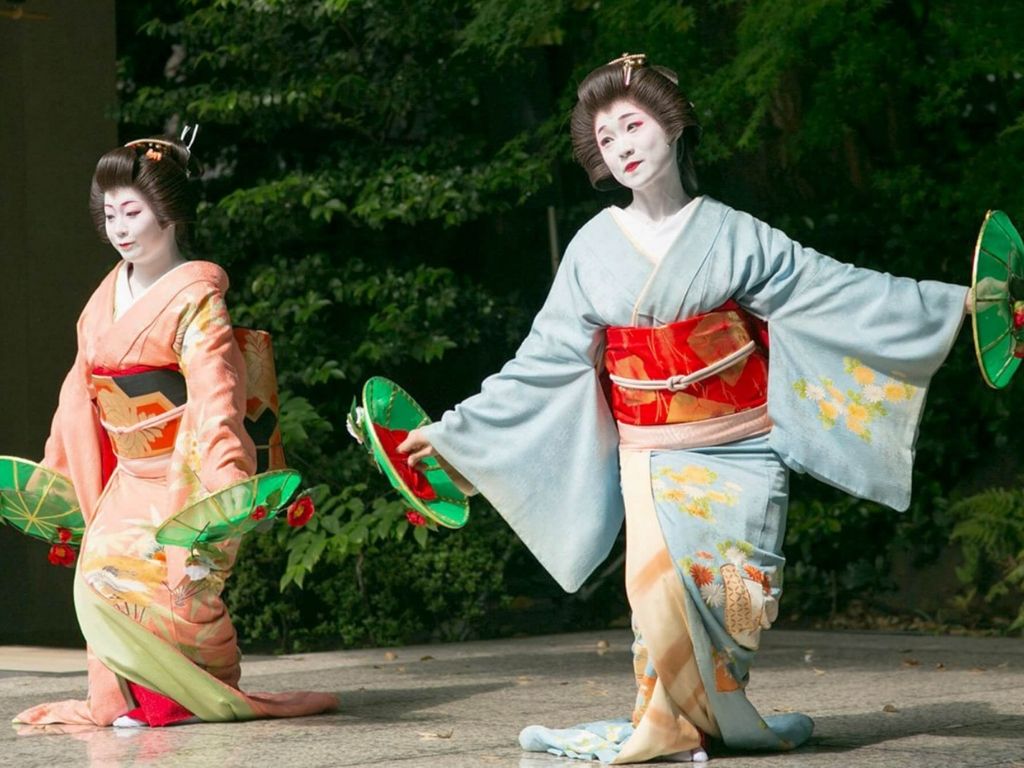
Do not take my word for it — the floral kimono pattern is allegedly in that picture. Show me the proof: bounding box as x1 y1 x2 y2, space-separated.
14 261 337 727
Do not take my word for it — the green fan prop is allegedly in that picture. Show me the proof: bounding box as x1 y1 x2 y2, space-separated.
0 457 83 544
347 376 469 529
971 210 1024 389
155 469 302 548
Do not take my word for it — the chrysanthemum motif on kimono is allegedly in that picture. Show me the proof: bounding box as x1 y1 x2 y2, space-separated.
718 539 755 567
108 422 167 457
678 538 776 652
653 465 741 523
792 357 918 443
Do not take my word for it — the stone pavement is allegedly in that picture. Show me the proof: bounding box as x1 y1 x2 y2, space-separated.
0 629 1021 767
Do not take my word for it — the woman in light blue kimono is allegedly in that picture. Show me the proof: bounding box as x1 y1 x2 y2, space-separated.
400 54 968 763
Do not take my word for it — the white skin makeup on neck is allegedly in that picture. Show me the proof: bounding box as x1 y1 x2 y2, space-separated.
103 187 185 305
594 98 691 224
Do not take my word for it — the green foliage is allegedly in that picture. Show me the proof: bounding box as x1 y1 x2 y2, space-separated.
224 507 521 649
782 488 897 617
115 0 1024 644
947 488 1024 632
459 0 569 59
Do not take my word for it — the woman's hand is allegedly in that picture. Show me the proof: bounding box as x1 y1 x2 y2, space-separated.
397 429 476 495
964 286 975 316
397 428 436 466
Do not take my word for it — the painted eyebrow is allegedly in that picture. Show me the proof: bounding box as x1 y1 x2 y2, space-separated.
597 112 643 135
103 200 142 209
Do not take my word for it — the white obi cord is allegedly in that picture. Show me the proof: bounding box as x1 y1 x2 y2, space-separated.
608 340 756 392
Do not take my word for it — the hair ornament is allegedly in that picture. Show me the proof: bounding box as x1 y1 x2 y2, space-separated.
124 123 199 160
124 123 199 177
180 123 199 153
125 138 174 153
607 52 647 87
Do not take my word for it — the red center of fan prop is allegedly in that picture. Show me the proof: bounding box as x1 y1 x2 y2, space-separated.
372 424 438 501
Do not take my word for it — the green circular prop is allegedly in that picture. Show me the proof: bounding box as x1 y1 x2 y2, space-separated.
971 210 1024 389
0 457 83 544
155 469 302 548
349 377 469 529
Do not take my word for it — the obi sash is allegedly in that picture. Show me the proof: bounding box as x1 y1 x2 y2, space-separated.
234 328 286 473
604 301 770 441
91 365 185 482
90 328 287 479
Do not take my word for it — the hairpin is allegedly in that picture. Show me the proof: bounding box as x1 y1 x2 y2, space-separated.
179 123 199 153
124 123 199 176
124 123 199 160
606 52 647 87
125 138 174 154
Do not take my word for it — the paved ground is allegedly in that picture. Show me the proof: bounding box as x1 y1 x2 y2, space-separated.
1 629 1022 767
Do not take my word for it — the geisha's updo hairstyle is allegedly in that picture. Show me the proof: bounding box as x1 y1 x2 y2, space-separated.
88 136 197 250
570 58 701 195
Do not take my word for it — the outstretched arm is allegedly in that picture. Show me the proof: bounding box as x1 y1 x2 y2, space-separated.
727 208 966 511
411 240 624 592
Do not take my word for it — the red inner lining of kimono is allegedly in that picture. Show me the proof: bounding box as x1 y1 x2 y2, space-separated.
604 300 769 426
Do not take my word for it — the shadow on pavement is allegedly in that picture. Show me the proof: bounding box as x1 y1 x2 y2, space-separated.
332 681 513 722
808 700 1024 747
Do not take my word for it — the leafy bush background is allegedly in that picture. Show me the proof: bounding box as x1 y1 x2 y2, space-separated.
112 0 1024 648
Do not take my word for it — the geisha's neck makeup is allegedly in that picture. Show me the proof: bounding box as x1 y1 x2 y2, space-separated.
103 187 183 292
594 99 688 222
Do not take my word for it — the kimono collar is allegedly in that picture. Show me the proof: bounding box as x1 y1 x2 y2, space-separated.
85 260 231 367
108 259 229 323
629 197 730 325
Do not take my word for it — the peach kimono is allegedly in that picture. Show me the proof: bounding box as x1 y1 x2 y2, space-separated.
14 260 337 726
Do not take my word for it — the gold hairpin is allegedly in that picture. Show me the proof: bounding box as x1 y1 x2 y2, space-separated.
606 52 647 87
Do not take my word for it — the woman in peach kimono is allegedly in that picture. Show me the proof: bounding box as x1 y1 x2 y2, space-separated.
13 132 337 727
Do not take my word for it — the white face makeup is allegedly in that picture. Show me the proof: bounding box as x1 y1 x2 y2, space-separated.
594 99 677 191
103 187 176 267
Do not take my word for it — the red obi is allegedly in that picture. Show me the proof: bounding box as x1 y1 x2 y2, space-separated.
604 301 769 426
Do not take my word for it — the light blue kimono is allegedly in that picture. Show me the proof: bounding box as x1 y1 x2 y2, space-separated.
422 196 966 756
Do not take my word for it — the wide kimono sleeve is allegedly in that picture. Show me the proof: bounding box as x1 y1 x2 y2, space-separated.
731 210 967 509
421 240 623 593
167 284 256 514
41 314 105 525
